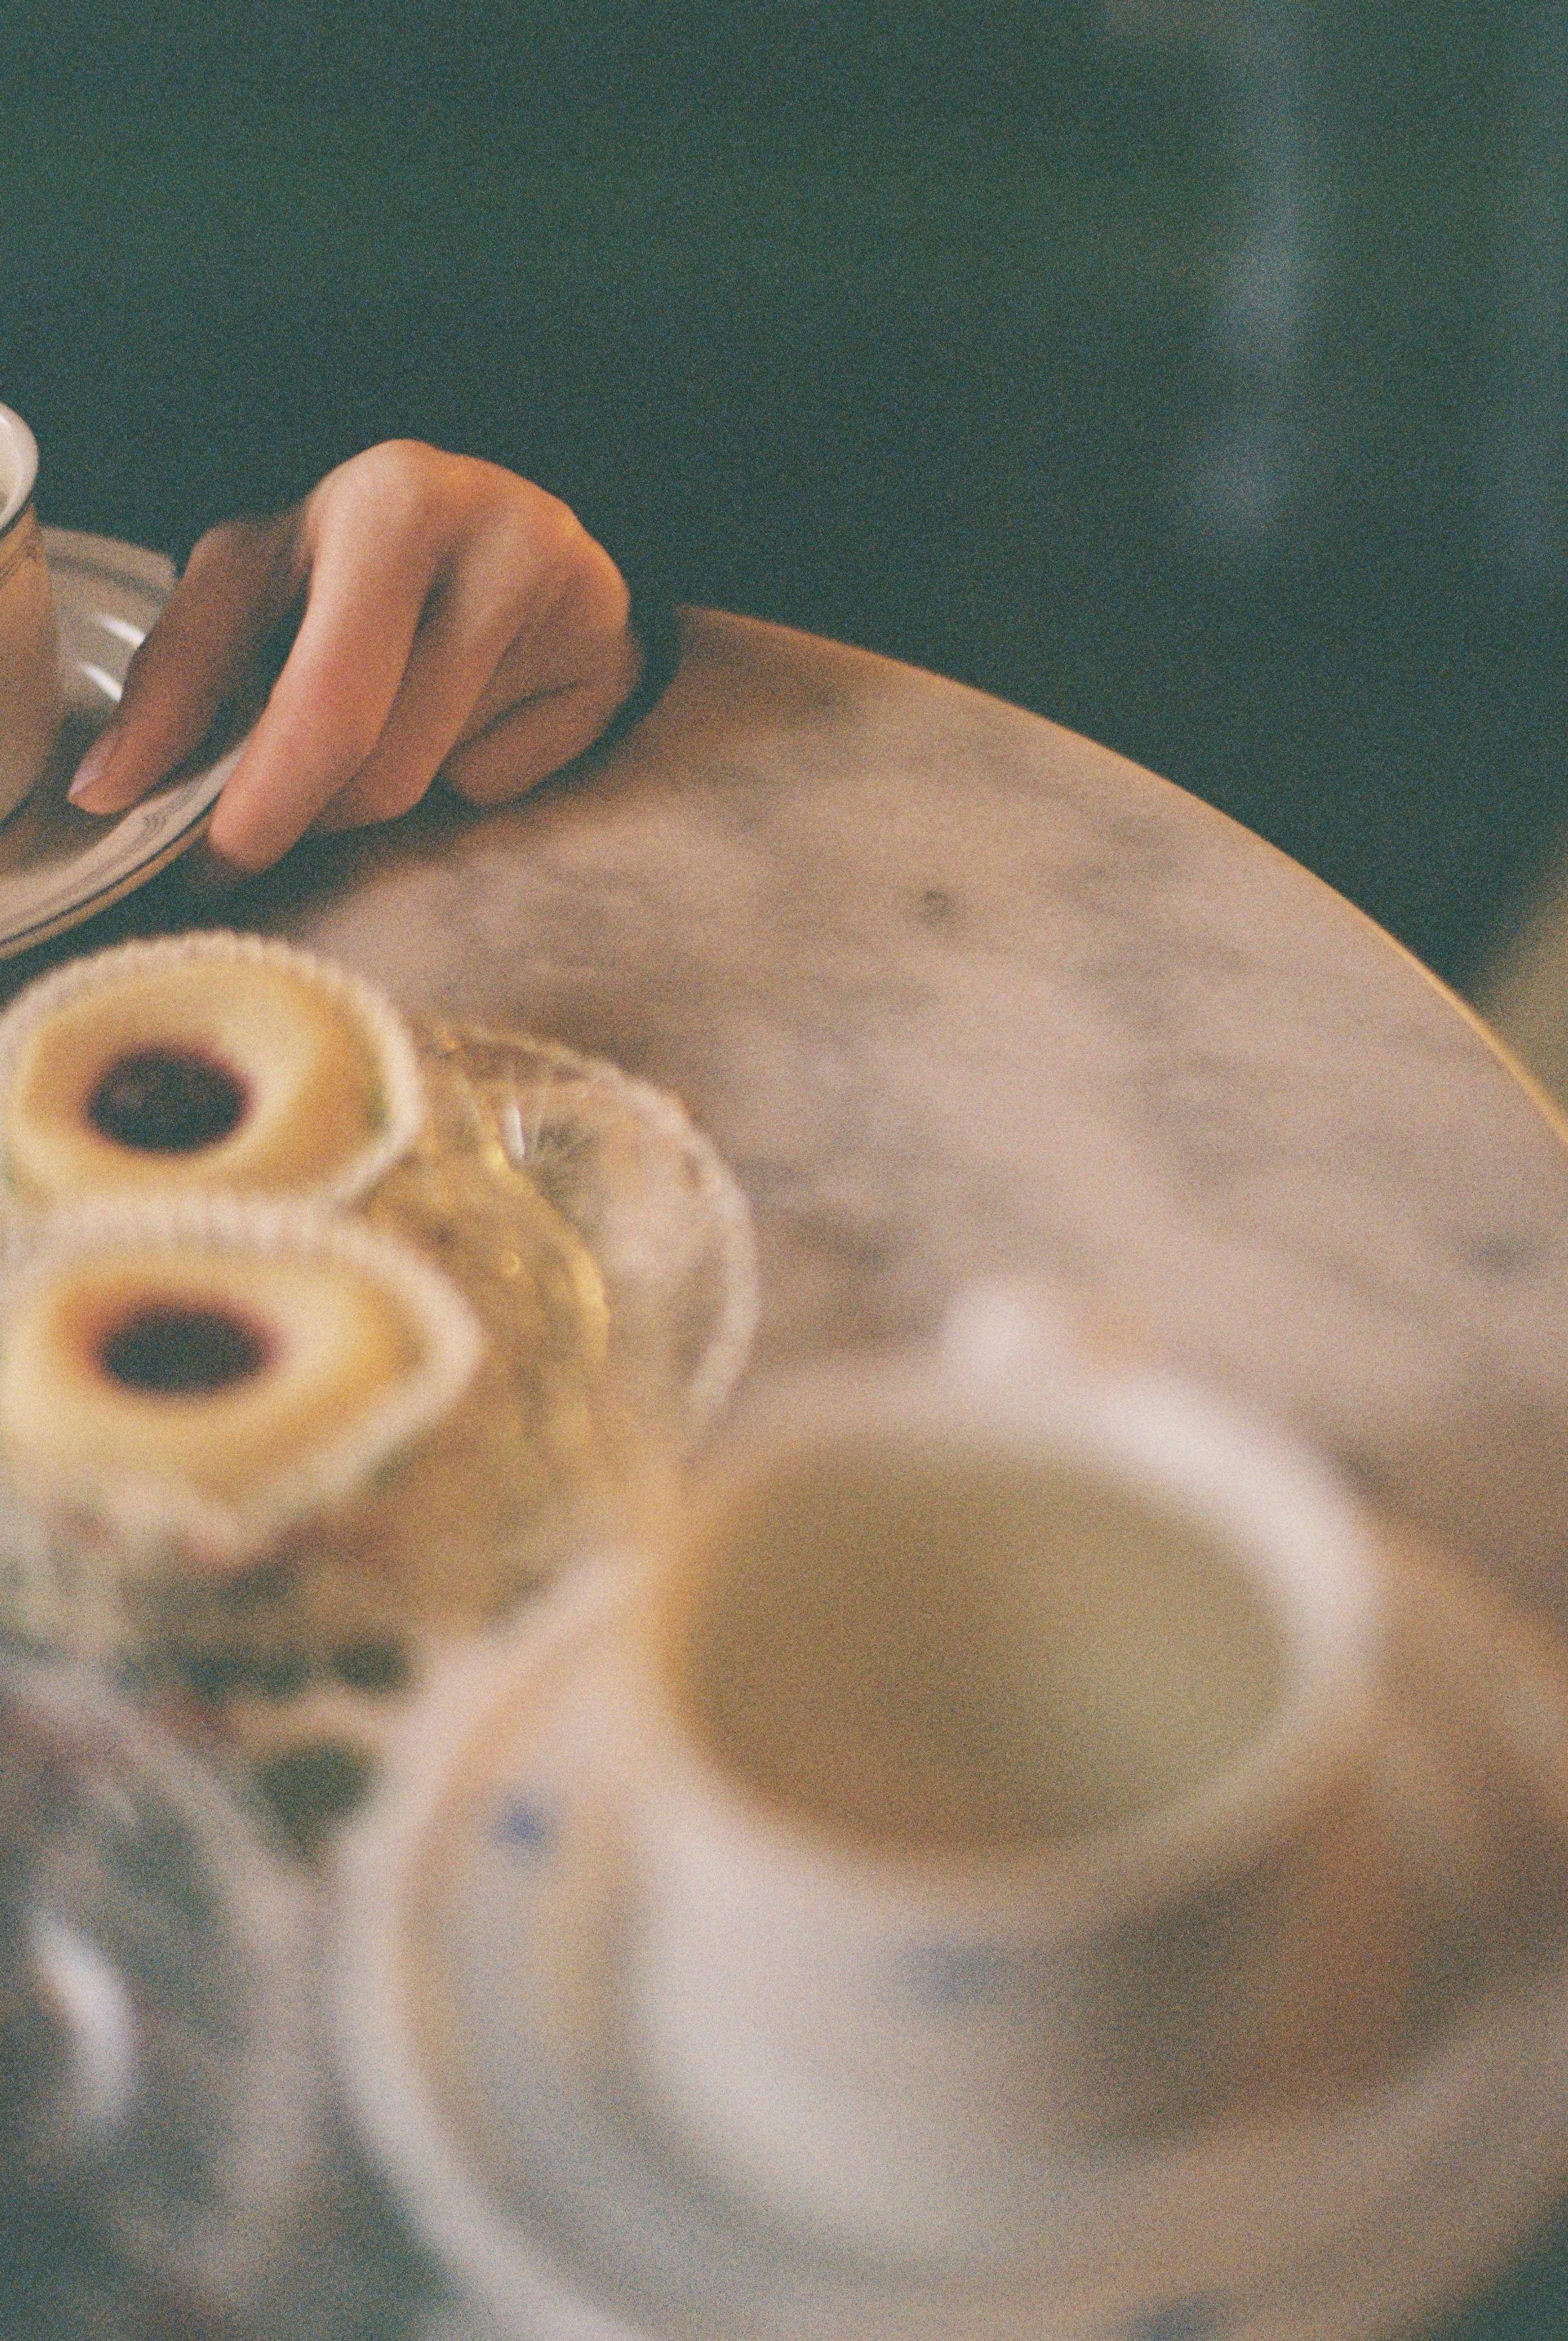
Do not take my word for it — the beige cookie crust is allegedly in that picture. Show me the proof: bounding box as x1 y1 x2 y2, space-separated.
0 1197 482 1570
0 933 424 1207
0 1247 417 1505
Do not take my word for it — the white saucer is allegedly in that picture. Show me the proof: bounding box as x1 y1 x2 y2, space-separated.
337 1543 1568 2341
0 530 236 963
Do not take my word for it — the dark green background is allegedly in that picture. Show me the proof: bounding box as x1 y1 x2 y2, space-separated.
2 10 1567 2327
4 0 1563 991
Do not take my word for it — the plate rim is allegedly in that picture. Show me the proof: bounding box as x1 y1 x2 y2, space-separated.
0 530 225 963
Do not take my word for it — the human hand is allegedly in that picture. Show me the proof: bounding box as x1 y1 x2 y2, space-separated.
67 441 647 876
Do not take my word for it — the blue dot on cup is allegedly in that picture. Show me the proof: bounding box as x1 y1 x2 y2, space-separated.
896 1940 1014 2011
491 1796 556 1858
1126 2304 1221 2341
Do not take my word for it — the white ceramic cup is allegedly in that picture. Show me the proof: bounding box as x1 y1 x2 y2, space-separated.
603 1347 1387 2264
0 405 59 821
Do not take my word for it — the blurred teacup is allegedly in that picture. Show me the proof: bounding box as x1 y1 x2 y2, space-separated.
338 1305 1568 2339
0 405 59 822
610 1348 1392 2263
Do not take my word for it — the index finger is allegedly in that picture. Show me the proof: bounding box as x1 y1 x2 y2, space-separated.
67 516 297 814
203 505 439 873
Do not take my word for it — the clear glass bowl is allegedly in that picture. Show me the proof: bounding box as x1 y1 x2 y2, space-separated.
0 1654 314 2329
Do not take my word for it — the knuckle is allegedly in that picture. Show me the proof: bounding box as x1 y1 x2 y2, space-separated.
546 538 631 650
317 440 443 534
186 512 283 575
473 481 566 576
182 511 299 616
499 509 622 639
577 539 633 635
357 436 441 487
532 494 593 577
185 521 239 573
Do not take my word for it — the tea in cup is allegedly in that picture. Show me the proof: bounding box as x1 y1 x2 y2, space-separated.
609 1356 1388 2261
0 405 59 822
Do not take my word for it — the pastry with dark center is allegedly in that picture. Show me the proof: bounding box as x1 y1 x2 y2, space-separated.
0 1200 481 1556
0 932 424 1208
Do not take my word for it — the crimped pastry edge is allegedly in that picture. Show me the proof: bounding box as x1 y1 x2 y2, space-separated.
0 1191 484 1577
0 929 427 1211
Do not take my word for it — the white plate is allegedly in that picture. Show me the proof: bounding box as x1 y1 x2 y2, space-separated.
0 529 237 961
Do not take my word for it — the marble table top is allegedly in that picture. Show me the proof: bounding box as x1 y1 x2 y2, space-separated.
14 601 1568 2340
219 606 1568 1647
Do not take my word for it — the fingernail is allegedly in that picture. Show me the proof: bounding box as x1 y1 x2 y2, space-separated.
67 728 123 808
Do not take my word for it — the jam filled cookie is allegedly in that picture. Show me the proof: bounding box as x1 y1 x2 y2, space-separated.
0 932 424 1209
0 1196 481 1566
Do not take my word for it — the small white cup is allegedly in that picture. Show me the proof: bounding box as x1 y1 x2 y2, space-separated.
0 405 59 822
605 1350 1387 2262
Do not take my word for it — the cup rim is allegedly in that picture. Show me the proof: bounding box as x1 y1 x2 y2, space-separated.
0 406 39 541
625 1364 1383 1929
